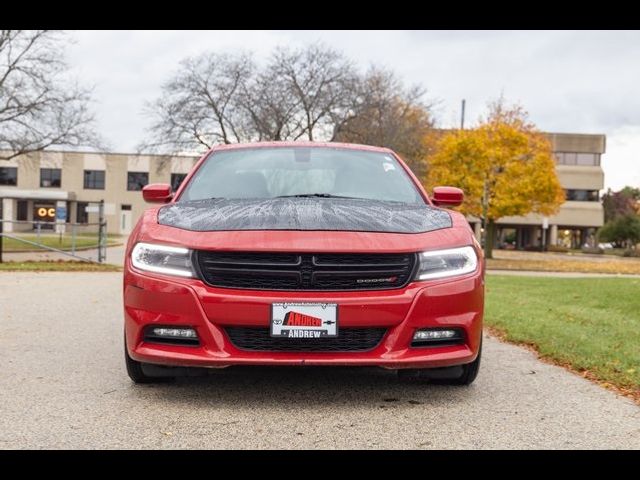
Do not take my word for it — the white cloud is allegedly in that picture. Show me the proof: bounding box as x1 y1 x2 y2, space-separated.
65 30 640 190
603 126 640 191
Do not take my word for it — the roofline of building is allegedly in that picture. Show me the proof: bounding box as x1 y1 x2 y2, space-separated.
1 132 607 158
544 131 607 138
0 149 202 159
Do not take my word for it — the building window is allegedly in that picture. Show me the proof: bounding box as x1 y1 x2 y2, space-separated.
555 152 600 166
171 173 187 192
40 168 62 188
17 200 28 221
576 153 599 166
121 204 132 211
84 170 105 189
555 152 576 165
565 189 599 202
0 167 17 186
76 202 88 223
127 172 149 191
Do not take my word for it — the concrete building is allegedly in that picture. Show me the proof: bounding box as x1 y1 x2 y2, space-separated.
0 151 198 235
0 132 605 245
479 133 606 250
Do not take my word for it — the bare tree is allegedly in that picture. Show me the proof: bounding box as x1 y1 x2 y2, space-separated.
141 44 435 160
268 44 358 141
239 63 303 141
141 52 255 152
0 30 99 161
333 67 434 176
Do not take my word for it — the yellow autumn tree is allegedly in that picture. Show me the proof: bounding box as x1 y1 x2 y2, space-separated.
426 99 565 258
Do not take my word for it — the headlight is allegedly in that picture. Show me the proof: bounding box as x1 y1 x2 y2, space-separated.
131 242 195 278
415 246 478 280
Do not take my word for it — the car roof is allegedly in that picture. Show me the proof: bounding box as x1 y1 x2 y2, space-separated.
209 141 394 154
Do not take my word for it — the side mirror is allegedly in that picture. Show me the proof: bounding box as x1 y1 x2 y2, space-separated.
432 186 464 207
143 183 172 203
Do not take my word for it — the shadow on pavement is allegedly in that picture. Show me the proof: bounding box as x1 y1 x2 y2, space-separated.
128 365 477 409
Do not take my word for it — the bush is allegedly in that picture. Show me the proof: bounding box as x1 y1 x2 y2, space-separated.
598 215 640 248
622 249 640 258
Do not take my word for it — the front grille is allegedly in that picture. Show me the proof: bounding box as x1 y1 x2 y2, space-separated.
195 251 417 290
225 327 387 352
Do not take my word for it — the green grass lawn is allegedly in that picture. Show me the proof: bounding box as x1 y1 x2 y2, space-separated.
0 261 121 272
1 234 121 252
486 276 640 399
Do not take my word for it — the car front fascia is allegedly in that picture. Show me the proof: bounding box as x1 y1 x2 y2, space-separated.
124 219 484 370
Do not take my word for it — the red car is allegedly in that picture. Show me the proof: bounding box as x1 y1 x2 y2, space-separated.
124 142 484 384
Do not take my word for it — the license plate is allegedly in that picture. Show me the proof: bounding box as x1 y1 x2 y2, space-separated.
271 303 338 338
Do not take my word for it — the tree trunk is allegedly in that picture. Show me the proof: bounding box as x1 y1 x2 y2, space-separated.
484 220 496 260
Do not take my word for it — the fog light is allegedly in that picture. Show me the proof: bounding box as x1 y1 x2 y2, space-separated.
414 329 456 340
152 327 198 338
412 328 463 347
144 326 200 346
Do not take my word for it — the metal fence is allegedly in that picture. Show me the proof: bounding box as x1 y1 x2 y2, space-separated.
0 202 108 263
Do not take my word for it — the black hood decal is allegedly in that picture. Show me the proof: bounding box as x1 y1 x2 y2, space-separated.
157 198 452 234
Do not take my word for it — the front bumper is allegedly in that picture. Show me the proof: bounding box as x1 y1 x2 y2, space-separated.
124 266 484 370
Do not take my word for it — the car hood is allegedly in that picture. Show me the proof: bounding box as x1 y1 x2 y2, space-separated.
157 197 452 234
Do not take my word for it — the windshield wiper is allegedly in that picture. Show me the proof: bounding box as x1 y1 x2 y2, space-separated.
275 193 363 199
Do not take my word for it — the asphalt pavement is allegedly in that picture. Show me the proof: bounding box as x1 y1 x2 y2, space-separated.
1 272 639 449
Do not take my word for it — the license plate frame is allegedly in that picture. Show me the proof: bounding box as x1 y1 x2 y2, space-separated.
270 302 339 338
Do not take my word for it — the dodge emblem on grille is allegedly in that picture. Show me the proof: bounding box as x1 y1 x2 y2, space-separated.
356 276 398 284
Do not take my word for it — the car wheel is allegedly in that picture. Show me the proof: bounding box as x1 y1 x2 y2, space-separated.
124 335 174 384
397 337 482 386
444 338 482 386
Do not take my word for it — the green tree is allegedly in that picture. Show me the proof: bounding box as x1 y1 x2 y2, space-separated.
426 99 565 259
598 215 640 249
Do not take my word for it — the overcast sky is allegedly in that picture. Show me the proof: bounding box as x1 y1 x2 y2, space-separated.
65 30 640 190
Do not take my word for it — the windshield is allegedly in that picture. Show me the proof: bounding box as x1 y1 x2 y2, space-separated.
178 147 425 204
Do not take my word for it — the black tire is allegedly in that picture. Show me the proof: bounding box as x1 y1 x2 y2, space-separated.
444 338 482 386
397 337 482 386
124 336 173 384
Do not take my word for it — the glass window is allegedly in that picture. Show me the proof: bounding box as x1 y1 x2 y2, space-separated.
179 147 424 204
171 173 187 192
76 202 88 223
121 204 132 211
555 152 600 166
40 168 62 188
0 167 17 186
562 153 577 165
84 170 105 189
17 200 28 221
565 189 599 201
127 172 149 191
576 153 597 166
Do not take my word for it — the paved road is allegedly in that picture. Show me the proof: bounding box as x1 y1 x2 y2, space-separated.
1 272 639 449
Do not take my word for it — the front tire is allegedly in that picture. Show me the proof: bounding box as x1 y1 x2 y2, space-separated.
397 337 482 386
446 339 482 385
124 336 173 384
